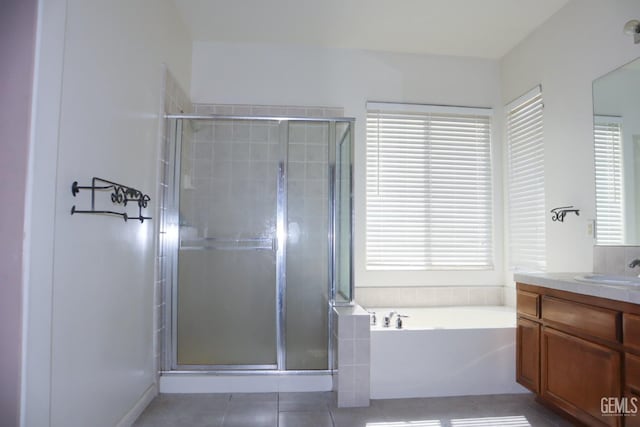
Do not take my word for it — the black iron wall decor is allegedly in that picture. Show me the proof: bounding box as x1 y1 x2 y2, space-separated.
71 177 152 223
550 206 580 222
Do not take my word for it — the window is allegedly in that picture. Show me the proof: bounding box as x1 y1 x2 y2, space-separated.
506 86 545 272
365 102 493 270
594 116 624 245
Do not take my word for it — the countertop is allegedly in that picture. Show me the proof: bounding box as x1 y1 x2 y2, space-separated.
514 272 640 305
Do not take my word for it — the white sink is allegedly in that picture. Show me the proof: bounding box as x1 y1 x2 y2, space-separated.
574 274 640 286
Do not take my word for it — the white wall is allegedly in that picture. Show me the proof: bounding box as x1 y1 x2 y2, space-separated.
191 42 505 287
0 1 37 426
501 0 640 276
23 1 191 426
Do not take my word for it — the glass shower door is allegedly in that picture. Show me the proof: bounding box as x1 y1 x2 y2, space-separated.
175 119 280 368
335 122 353 303
285 121 330 370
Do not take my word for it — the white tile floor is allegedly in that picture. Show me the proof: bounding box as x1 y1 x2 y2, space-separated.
133 392 573 427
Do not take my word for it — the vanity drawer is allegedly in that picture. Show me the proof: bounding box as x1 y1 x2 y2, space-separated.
627 353 640 393
541 296 620 342
517 289 539 318
624 314 640 353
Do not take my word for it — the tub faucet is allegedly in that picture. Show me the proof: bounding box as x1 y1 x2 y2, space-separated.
395 314 409 329
629 259 640 269
367 311 377 326
383 311 397 328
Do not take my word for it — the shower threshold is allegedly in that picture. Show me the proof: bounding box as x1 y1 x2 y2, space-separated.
159 370 333 393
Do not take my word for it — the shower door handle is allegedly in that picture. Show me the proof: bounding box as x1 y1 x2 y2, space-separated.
180 237 277 251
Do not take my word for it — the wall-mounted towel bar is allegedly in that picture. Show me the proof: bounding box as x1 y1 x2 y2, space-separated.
180 237 276 251
71 177 152 223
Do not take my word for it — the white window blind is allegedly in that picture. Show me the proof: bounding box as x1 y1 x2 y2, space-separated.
366 102 493 270
594 116 624 245
506 86 546 272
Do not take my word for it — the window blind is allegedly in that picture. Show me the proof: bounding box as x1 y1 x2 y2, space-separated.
365 102 493 270
506 86 546 271
594 116 624 245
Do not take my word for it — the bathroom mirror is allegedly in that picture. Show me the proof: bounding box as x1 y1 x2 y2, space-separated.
593 57 640 245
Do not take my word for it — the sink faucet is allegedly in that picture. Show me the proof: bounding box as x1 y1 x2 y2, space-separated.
629 259 640 268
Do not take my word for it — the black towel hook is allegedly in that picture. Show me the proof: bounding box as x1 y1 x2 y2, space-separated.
550 206 580 222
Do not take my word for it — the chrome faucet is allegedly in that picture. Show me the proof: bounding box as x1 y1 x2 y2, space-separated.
395 314 409 329
367 311 377 326
629 259 640 268
383 311 397 328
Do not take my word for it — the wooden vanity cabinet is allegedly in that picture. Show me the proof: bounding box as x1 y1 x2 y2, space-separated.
516 283 640 427
624 314 640 354
516 289 541 393
541 326 621 426
517 317 540 392
625 315 640 427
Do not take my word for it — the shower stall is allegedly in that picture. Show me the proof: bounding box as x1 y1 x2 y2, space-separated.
162 113 353 374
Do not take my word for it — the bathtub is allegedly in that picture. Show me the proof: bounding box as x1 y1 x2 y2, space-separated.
367 305 527 399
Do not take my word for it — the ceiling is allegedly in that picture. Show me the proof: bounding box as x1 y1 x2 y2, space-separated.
174 0 570 59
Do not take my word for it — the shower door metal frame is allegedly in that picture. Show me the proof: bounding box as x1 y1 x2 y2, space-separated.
163 114 355 374
333 122 356 306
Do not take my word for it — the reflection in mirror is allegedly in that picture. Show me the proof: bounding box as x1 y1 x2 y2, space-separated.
593 57 640 245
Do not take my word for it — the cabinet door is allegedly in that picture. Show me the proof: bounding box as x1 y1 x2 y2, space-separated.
624 392 640 427
542 326 622 427
624 393 640 427
624 313 640 354
517 317 540 393
626 353 640 427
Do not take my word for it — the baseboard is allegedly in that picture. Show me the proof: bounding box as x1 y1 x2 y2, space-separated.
116 382 158 427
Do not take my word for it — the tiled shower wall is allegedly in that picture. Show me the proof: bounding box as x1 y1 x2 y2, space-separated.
183 103 343 369
160 102 345 371
182 106 281 237
193 104 343 119
155 68 191 376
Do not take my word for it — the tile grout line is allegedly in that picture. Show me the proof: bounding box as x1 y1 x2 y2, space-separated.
220 393 232 426
328 404 337 427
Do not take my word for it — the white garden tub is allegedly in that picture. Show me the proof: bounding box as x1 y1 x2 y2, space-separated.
367 306 527 399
